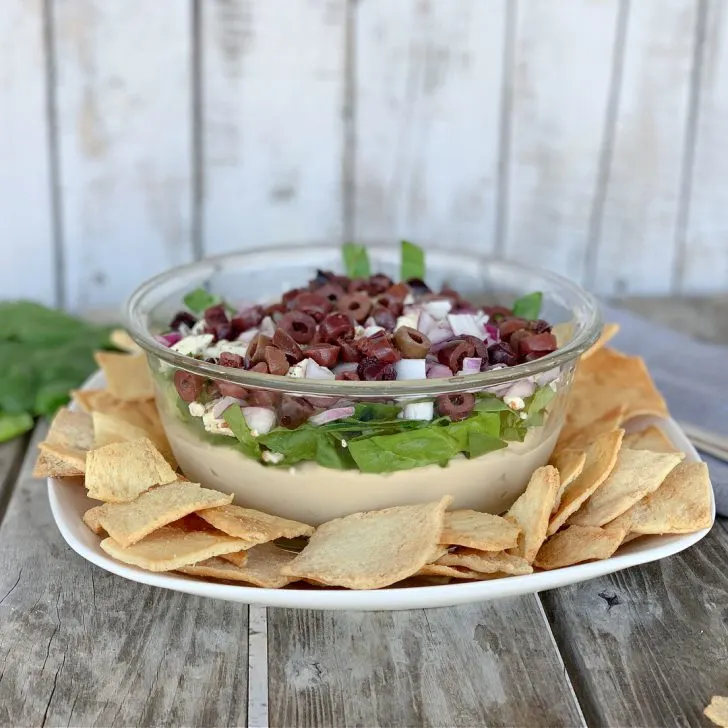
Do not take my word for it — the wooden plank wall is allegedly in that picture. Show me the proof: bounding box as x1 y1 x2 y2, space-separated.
0 0 726 314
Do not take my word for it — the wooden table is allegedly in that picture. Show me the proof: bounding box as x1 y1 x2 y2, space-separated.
0 304 726 728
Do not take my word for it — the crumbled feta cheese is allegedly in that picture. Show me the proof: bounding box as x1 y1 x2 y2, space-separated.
447 314 485 338
403 292 415 305
262 451 285 464
402 401 435 421
354 325 367 339
395 358 427 380
519 412 528 420
250 429 259 438
395 312 420 331
549 381 559 391
504 395 526 411
188 401 205 417
172 334 214 357
287 362 307 378
202 409 235 436
422 300 452 320
207 340 249 359
341 439 348 448
363 325 385 337
191 320 208 334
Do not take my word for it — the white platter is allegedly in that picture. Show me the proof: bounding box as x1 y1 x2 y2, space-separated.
47 374 715 611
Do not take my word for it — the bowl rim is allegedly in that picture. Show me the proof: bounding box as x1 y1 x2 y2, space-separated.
125 244 603 397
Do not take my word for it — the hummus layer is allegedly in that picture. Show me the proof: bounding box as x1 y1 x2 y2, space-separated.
161 410 560 524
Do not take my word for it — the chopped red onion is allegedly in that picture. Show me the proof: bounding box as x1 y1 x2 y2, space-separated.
459 357 482 375
211 396 246 419
447 313 485 338
333 361 359 374
156 332 182 347
309 406 355 425
395 358 427 380
422 299 452 320
303 358 335 380
535 367 561 386
428 322 455 344
237 327 259 344
307 395 338 407
417 309 436 335
242 406 276 435
427 363 453 379
485 323 500 342
259 316 276 337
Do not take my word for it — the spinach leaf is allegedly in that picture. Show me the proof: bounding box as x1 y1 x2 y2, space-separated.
527 385 555 416
0 413 34 441
474 395 510 412
349 428 456 473
315 433 357 470
353 402 401 421
342 243 371 278
183 287 221 313
445 411 501 453
468 431 507 458
222 405 261 459
400 240 425 281
512 291 542 320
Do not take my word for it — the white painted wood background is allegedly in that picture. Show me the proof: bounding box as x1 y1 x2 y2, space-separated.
1 0 726 314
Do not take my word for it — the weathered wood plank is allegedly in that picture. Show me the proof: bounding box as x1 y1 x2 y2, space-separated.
679 0 728 292
0 431 30 526
592 0 697 296
0 0 56 306
352 0 506 251
267 600 586 728
53 0 194 313
541 520 728 727
201 0 347 254
504 0 620 282
0 423 250 728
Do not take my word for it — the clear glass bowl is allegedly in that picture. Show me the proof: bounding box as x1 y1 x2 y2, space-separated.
126 244 601 524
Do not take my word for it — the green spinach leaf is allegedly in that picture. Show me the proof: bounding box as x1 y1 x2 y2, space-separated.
342 243 371 278
512 291 543 320
222 405 262 459
400 240 425 281
349 428 456 473
183 287 221 313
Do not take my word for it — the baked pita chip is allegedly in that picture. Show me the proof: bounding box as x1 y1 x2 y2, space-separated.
280 496 452 589
83 506 107 535
548 429 624 536
197 504 314 546
417 563 495 581
568 448 684 527
607 461 713 535
85 437 177 502
33 448 84 478
439 510 520 552
92 409 176 467
94 352 154 402
534 525 626 569
437 548 533 575
100 525 251 572
556 405 625 453
550 448 586 513
705 696 728 727
567 349 668 434
506 465 560 563
581 323 620 361
110 328 142 354
97 481 234 547
37 442 88 473
622 425 676 453
45 407 94 450
185 543 299 588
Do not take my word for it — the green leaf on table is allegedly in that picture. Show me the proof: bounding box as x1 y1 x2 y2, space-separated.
35 381 79 417
342 243 371 279
349 428 456 473
0 412 34 443
222 405 261 459
400 240 425 281
512 291 542 320
183 287 221 314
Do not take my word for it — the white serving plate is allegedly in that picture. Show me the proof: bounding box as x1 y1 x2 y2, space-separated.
47 374 715 611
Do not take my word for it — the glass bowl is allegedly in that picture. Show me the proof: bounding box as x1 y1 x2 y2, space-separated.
126 244 601 524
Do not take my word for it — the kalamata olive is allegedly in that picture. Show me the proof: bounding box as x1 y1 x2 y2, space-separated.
319 311 355 343
371 305 396 331
169 311 197 330
394 326 431 358
519 332 558 358
436 393 475 421
454 303 478 314
246 333 272 365
264 346 290 375
211 322 233 342
289 292 331 322
526 319 552 334
248 388 277 408
461 334 489 360
279 395 314 429
484 305 513 321
338 338 361 362
357 356 397 381
278 311 317 344
406 277 431 296
498 317 528 341
305 343 340 368
437 339 475 373
217 380 249 399
317 282 346 305
250 362 269 373
367 273 393 296
219 352 244 368
337 292 372 323
375 294 404 317
509 329 531 358
231 306 264 334
174 370 204 402
356 331 401 363
264 302 287 317
336 370 360 381
204 303 228 326
347 279 370 294
282 287 305 305
487 341 517 367
272 328 304 363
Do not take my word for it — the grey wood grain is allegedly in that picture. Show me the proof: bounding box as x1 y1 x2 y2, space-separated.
541 520 728 727
0 423 250 728
267 600 586 728
0 429 29 525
